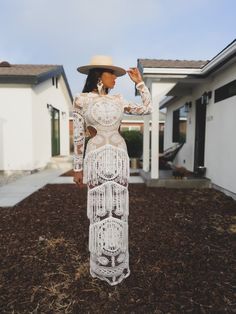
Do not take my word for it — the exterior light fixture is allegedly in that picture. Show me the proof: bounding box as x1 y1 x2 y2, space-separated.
47 104 53 113
184 101 192 113
201 91 212 105
61 111 67 118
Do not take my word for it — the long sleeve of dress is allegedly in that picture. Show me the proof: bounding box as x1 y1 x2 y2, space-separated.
123 81 152 115
73 95 86 172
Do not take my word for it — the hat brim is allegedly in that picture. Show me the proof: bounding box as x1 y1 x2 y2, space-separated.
77 65 126 77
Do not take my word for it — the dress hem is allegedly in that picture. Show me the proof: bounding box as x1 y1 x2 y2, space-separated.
90 268 130 286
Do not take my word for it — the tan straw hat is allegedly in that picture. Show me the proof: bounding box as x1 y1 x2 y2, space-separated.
77 55 126 77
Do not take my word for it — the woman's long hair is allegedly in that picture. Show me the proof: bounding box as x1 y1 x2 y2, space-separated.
82 68 109 94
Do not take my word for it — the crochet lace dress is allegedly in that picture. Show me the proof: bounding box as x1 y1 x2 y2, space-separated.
73 81 152 285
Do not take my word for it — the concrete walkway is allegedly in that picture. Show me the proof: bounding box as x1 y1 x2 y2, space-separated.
0 168 68 207
0 168 144 207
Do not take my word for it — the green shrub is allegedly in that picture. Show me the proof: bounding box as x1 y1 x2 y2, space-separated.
121 130 143 158
159 130 164 153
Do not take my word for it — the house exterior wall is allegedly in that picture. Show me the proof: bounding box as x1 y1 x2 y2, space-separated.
0 77 71 171
165 62 236 195
0 85 33 170
204 63 236 195
32 77 71 169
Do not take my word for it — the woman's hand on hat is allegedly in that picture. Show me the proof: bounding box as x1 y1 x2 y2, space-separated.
127 67 143 84
73 171 84 188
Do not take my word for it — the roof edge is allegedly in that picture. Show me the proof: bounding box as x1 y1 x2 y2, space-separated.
201 39 236 75
36 66 73 101
138 39 236 77
0 65 73 101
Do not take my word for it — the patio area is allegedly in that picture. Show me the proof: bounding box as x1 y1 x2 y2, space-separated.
140 169 211 188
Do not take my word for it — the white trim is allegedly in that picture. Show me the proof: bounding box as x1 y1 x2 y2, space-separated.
143 67 201 75
202 41 236 74
143 74 188 79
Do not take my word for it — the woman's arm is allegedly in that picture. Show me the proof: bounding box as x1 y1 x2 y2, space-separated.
123 68 152 115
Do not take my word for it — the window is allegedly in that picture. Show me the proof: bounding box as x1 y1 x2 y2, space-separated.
52 76 59 88
172 106 187 143
215 79 236 103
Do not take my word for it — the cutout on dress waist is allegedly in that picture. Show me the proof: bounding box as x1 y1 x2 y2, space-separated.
87 125 97 138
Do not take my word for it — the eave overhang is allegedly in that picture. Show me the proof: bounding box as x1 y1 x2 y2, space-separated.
0 66 73 102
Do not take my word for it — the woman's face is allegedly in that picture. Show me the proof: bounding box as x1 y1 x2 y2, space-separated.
100 70 117 89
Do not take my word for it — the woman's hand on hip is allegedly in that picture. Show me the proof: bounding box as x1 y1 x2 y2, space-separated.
73 171 84 188
127 67 142 84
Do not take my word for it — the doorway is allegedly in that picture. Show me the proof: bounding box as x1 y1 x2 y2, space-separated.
51 107 60 156
194 98 206 171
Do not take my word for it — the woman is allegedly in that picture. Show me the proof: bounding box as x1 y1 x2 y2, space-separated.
73 55 152 286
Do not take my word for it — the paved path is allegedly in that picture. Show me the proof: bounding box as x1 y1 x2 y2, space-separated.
0 168 144 207
0 168 68 207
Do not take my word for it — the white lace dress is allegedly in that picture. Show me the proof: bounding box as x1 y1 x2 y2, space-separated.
73 81 152 286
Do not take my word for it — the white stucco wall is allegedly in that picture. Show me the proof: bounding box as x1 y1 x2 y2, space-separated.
204 63 236 194
0 85 33 170
0 76 71 171
165 61 236 195
32 76 71 169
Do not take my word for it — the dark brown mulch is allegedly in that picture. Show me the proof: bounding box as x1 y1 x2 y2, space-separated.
0 184 235 314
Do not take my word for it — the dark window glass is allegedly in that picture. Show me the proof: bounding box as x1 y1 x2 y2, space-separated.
172 106 187 143
172 110 179 142
215 79 236 103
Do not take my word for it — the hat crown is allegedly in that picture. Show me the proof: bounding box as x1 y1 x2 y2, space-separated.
77 55 126 77
90 55 114 66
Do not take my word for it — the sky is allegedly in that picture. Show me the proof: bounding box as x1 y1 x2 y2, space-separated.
0 0 236 101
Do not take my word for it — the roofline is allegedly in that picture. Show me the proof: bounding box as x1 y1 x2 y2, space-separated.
203 39 236 67
55 66 73 102
200 40 236 76
0 65 73 101
139 39 236 108
138 39 236 78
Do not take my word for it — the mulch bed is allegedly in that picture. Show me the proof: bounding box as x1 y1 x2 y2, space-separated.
0 184 235 313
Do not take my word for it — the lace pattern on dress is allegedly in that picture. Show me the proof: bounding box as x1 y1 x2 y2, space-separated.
72 95 87 171
87 181 129 221
84 144 129 186
72 82 152 285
